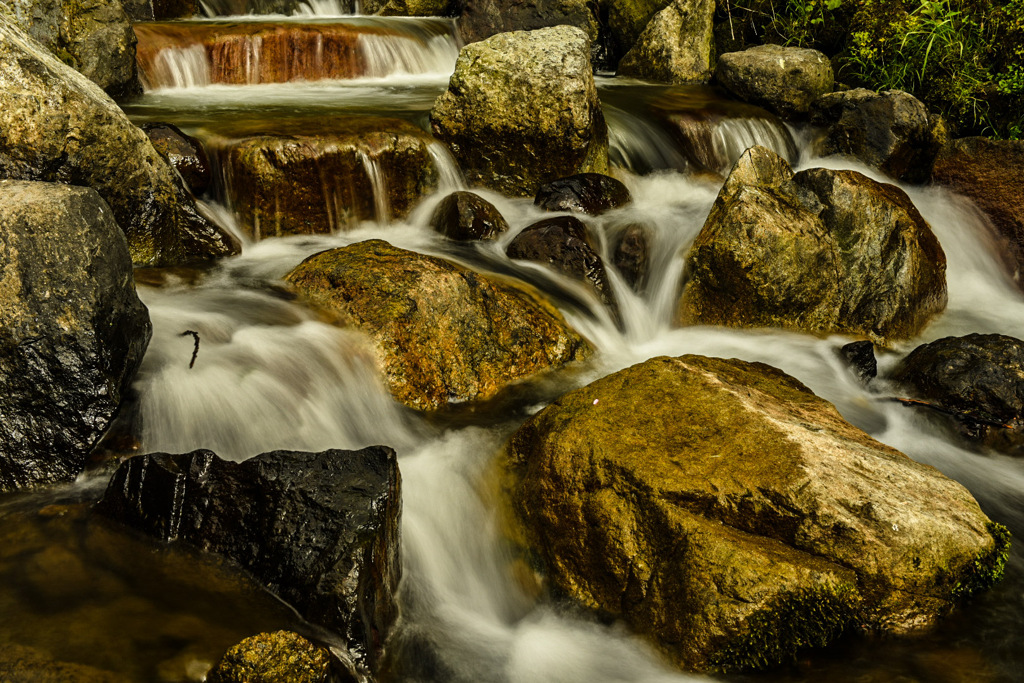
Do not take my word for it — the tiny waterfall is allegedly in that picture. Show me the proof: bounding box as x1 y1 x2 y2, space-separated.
359 150 391 224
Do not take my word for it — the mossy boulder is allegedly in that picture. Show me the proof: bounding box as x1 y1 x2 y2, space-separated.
616 0 714 84
0 19 238 265
503 354 1008 672
714 44 834 118
207 632 336 683
430 26 609 197
600 0 673 63
457 0 597 45
286 240 591 411
678 146 947 345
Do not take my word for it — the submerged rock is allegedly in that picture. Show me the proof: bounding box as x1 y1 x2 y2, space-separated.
0 181 151 493
286 240 591 410
678 146 947 345
811 88 943 183
95 447 401 674
430 26 609 197
207 632 339 683
429 190 509 241
457 0 597 45
0 19 238 265
714 44 834 119
616 0 714 84
891 334 1024 455
534 173 632 216
504 354 1008 672
142 123 212 196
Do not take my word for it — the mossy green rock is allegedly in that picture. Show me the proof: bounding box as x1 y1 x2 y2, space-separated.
0 19 238 266
616 0 714 84
714 44 834 118
678 146 947 345
206 632 333 683
504 354 1008 672
286 240 591 410
430 26 609 197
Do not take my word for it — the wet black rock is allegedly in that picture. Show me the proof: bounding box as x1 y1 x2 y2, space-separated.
142 123 212 196
0 181 151 493
534 173 632 215
429 191 509 241
891 333 1024 455
839 340 877 382
612 222 649 292
507 215 618 313
95 447 401 673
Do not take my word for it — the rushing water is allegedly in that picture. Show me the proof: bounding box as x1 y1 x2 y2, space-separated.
2 14 1023 683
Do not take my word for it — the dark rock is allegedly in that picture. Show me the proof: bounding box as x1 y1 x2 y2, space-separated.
0 643 122 682
429 190 509 241
839 340 877 381
616 0 714 84
811 88 943 183
207 631 340 683
457 0 597 45
930 137 1024 290
142 123 212 196
534 173 632 216
891 333 1024 455
95 447 401 673
611 222 649 292
714 44 834 119
363 0 457 15
0 181 151 493
508 216 618 312
0 20 239 266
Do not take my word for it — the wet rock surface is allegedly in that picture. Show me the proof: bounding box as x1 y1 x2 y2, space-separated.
0 181 151 493
678 146 947 345
714 44 834 118
504 354 1007 672
0 642 123 683
207 631 340 683
0 19 238 265
430 26 609 197
142 123 212 196
429 190 509 241
616 0 714 84
457 0 597 45
534 173 632 215
839 340 877 382
891 333 1024 455
286 239 591 410
611 222 649 292
95 446 401 674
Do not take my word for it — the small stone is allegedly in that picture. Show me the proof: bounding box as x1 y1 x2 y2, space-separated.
429 191 509 241
839 341 877 381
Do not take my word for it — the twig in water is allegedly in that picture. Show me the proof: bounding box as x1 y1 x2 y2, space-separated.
180 330 200 369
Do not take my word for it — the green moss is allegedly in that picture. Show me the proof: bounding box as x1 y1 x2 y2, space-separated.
708 584 861 673
950 521 1011 601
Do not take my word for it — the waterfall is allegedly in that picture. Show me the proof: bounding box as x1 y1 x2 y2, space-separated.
359 150 391 225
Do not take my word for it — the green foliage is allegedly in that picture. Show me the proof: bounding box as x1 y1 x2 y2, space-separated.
950 521 1011 601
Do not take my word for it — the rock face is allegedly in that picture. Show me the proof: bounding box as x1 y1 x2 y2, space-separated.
811 88 943 183
363 0 456 15
0 181 151 493
0 20 238 265
714 44 834 118
457 0 597 45
286 240 591 410
429 191 510 241
616 0 714 84
891 334 1024 455
504 355 1009 672
678 146 947 345
601 0 673 62
96 447 401 673
931 137 1024 288
430 26 609 197
207 632 337 683
142 123 211 196
534 173 632 215
217 119 439 238
612 222 649 292
1 0 140 98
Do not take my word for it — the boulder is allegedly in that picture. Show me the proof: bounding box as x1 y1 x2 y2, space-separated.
430 26 609 197
930 137 1024 289
600 0 673 62
95 446 401 674
0 181 151 493
216 119 439 238
1 0 140 98
811 88 943 183
678 146 947 345
891 334 1024 455
612 222 649 292
839 340 877 382
429 190 510 241
457 0 597 45
616 0 715 84
534 173 632 215
363 0 456 14
504 354 1009 672
0 19 238 265
207 632 339 683
714 44 834 118
142 123 211 196
286 240 591 410
507 216 618 313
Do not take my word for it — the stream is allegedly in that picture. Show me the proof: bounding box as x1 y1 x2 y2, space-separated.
1 7 1022 683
